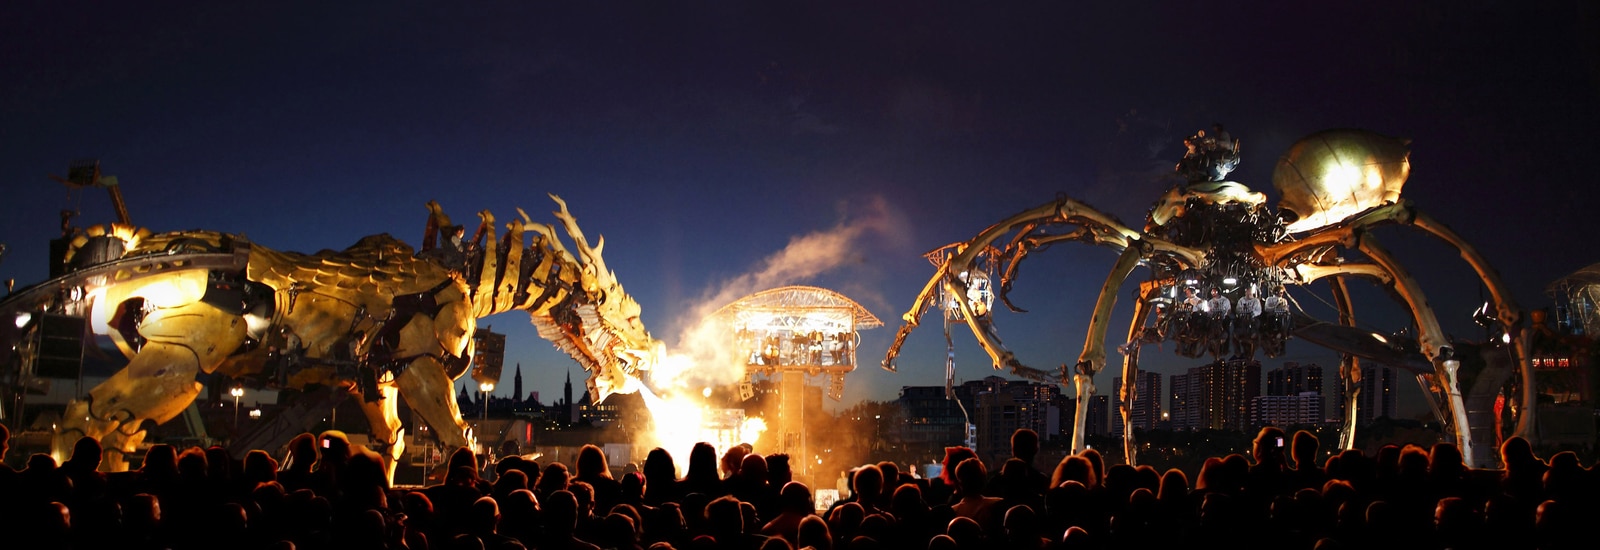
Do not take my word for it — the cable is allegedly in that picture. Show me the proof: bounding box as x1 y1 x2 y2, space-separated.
1289 284 1393 334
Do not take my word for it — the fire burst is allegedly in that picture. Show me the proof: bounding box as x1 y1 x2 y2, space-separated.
637 381 767 475
629 287 876 477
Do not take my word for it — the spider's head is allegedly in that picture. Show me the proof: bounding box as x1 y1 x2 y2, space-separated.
1272 129 1411 234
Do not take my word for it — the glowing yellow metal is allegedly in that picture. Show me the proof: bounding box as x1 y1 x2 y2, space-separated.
51 197 661 480
885 129 1532 468
1272 129 1411 234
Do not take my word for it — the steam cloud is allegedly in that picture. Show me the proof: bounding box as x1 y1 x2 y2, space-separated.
650 194 905 394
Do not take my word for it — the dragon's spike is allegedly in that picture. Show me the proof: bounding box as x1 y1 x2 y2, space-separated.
490 218 528 315
471 210 501 319
422 200 450 250
548 193 614 295
521 207 571 261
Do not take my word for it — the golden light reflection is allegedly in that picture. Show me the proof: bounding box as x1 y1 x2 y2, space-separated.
88 269 209 337
637 384 767 476
630 312 768 473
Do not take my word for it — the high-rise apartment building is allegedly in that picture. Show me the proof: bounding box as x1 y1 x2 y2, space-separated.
1170 370 1203 432
1336 364 1397 426
1251 391 1323 428
897 385 970 457
1168 360 1261 432
1266 362 1325 425
1268 362 1323 396
1085 395 1110 437
965 376 1062 464
1112 370 1162 436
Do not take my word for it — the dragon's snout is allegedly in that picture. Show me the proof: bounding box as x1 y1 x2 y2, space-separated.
621 340 664 372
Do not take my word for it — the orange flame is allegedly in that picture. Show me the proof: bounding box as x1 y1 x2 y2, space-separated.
637 384 766 476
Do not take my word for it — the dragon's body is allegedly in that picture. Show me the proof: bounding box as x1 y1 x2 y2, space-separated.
29 196 659 478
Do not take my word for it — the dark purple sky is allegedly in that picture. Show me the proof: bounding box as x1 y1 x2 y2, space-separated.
4 2 1598 414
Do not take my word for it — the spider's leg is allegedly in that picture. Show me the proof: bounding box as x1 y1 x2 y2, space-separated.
1327 274 1363 452
1353 233 1481 466
1409 209 1533 441
1114 280 1165 466
882 259 951 373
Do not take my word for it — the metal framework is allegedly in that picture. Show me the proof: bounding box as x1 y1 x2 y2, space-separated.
710 285 879 472
1548 263 1600 336
0 196 663 481
882 129 1532 468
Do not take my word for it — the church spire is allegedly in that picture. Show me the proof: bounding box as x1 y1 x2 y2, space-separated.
564 369 575 425
514 363 523 403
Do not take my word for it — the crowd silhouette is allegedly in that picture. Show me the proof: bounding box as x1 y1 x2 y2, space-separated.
0 421 1594 549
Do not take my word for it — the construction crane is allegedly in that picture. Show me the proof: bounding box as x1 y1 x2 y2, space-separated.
49 159 131 227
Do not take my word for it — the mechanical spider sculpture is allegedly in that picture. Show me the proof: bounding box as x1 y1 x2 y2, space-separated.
3 195 659 479
883 129 1532 468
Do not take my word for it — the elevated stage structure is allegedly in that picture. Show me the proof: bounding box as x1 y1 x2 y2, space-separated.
711 286 880 471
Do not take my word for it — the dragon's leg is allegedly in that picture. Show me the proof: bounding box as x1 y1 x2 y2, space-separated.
355 381 405 483
1328 275 1362 451
98 428 147 472
56 298 246 469
396 355 476 455
55 342 206 470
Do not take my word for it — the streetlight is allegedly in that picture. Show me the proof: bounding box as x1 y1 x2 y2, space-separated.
230 386 245 432
479 382 495 457
873 414 882 452
479 381 495 421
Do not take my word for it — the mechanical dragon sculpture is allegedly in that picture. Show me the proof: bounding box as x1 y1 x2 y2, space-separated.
883 128 1532 468
2 195 659 478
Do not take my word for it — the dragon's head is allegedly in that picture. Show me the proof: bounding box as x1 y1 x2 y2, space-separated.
575 272 664 403
523 195 663 404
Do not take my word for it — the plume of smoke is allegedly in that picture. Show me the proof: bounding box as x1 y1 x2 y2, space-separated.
650 195 904 393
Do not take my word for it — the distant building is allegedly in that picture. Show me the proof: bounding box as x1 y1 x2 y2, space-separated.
1211 360 1262 432
1267 362 1325 424
457 364 560 419
1170 371 1203 432
1251 391 1323 428
1052 395 1075 441
967 376 1062 464
1112 371 1162 436
1168 360 1261 432
1085 395 1109 437
1337 365 1397 426
513 363 524 404
1268 362 1323 396
896 386 970 458
578 390 648 429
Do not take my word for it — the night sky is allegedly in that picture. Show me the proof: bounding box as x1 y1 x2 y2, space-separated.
4 2 1598 416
